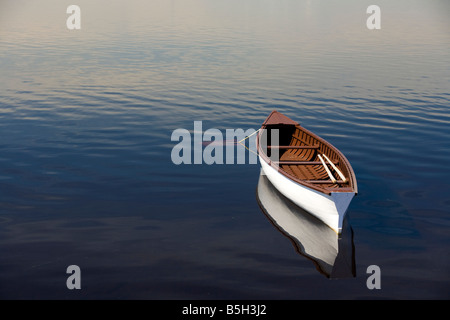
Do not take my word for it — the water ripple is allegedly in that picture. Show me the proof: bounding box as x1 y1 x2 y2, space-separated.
1 0 449 299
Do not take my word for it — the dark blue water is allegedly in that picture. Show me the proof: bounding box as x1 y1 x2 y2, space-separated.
0 0 449 299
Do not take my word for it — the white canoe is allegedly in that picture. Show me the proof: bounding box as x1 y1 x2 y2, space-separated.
256 171 356 278
257 111 358 234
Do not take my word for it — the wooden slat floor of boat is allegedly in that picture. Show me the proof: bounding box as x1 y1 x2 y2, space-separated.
282 164 325 181
281 163 344 189
280 147 315 162
265 128 350 190
279 134 319 162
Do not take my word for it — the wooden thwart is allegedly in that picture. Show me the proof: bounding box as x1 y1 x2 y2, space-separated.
306 180 348 184
268 145 319 149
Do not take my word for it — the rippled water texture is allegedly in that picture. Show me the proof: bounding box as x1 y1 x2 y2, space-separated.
0 0 449 299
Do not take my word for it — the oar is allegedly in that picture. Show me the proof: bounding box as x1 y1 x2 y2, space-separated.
322 154 347 183
317 154 336 183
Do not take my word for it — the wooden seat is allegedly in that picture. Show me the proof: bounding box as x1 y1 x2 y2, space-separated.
268 145 319 149
275 160 338 165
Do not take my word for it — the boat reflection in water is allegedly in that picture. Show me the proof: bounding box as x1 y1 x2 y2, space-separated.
256 171 356 278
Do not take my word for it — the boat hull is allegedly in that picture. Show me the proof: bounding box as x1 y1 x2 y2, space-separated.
259 155 354 234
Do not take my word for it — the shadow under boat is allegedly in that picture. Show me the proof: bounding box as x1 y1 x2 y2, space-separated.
256 171 356 279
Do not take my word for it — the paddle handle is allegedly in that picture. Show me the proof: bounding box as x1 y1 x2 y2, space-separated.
322 154 347 183
318 154 336 183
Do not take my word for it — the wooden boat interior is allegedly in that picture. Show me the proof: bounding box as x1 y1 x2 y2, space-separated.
259 121 357 194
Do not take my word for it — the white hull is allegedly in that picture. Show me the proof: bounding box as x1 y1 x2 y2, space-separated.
259 156 355 234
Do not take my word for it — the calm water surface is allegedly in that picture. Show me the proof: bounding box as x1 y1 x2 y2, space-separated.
0 0 449 299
